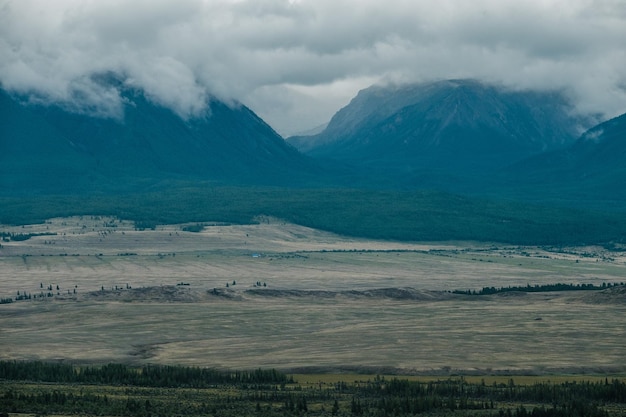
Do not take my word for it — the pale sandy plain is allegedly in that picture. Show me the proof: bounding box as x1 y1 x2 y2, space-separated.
1 216 625 375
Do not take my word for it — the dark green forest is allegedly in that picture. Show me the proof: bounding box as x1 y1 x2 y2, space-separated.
0 361 289 387
1 361 625 416
2 186 626 245
453 282 626 296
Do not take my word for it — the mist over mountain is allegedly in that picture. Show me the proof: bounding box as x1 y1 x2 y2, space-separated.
289 80 593 176
0 78 316 194
569 113 626 174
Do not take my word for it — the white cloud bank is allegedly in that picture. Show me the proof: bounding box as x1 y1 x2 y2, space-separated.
1 0 625 135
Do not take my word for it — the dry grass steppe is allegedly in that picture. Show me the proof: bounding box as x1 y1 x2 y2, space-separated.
1 216 625 375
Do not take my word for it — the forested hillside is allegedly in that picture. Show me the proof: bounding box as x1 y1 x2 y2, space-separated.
2 187 625 245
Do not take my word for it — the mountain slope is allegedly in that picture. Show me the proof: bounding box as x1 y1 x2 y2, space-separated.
570 112 626 172
1 83 315 194
502 112 626 205
289 80 590 174
0 89 99 193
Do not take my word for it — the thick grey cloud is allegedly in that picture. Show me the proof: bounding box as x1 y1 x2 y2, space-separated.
1 0 625 135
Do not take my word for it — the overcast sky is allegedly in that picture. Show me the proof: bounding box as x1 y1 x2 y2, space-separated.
1 0 626 136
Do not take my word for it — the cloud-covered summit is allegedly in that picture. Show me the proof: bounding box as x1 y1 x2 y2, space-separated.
1 0 625 135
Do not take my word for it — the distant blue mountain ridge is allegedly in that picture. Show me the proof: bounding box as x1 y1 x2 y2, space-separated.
288 79 593 170
288 79 625 204
1 78 625 206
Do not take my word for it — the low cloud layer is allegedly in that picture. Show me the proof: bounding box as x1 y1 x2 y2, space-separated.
1 0 625 135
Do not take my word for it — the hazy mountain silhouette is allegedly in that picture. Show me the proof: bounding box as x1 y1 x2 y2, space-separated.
289 80 592 176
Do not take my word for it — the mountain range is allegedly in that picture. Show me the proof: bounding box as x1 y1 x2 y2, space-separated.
1 78 625 207
0 79 315 194
289 79 625 203
288 79 591 171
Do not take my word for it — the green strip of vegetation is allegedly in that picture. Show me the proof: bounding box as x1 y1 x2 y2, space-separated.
1 361 625 416
0 361 289 387
453 282 626 296
0 231 56 242
2 186 626 245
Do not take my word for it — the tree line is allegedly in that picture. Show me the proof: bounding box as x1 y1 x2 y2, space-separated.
453 282 625 296
0 361 290 387
0 231 55 242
